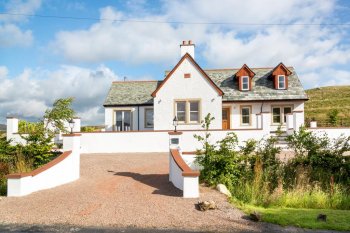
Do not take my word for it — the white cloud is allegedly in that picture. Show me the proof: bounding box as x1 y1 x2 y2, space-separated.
0 0 41 47
51 6 207 64
0 24 33 47
0 65 119 125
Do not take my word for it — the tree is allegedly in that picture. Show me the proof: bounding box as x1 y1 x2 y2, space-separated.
328 109 339 126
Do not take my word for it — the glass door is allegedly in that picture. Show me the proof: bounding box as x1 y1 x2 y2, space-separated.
115 110 132 131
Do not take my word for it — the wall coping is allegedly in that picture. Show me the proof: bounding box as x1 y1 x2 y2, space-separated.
79 128 264 134
168 131 183 135
6 150 72 179
62 133 82 137
170 149 200 177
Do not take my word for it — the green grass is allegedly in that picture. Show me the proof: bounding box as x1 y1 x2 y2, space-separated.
235 202 350 231
305 86 350 125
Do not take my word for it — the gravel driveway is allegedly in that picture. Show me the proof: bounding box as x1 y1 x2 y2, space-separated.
0 153 337 232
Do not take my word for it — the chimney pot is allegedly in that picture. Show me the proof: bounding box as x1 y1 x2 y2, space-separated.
182 40 186 45
188 40 192 44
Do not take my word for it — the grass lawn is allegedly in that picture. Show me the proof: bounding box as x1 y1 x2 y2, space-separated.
236 203 350 231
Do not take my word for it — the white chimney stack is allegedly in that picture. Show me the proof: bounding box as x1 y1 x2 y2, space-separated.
180 40 195 59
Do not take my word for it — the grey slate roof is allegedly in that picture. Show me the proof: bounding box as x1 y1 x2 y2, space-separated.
104 81 161 106
104 67 308 106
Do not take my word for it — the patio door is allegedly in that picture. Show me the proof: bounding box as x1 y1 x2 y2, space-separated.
115 110 132 131
222 107 230 130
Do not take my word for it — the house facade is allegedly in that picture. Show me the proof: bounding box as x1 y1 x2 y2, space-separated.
104 41 308 132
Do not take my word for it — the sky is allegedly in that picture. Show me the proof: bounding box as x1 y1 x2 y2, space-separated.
1 0 350 125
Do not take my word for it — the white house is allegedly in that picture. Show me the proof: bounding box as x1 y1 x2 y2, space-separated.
104 41 308 132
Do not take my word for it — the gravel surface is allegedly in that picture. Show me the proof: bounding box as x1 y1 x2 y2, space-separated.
0 153 340 232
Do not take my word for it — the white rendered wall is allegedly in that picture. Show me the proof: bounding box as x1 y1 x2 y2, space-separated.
308 128 350 140
79 129 267 153
169 153 184 191
154 57 222 130
7 135 80 197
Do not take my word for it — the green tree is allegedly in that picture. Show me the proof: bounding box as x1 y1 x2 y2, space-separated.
328 109 339 126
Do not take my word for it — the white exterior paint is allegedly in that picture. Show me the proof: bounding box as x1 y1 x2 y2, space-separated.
6 117 18 140
7 134 81 197
79 129 268 153
308 128 350 140
168 133 199 198
154 57 222 130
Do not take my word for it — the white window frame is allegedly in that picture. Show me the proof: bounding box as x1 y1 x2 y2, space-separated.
278 75 286 89
144 108 154 128
175 100 201 124
272 105 293 125
241 76 250 91
240 105 252 126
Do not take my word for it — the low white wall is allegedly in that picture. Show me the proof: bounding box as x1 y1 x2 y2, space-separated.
308 128 350 140
168 148 199 198
6 135 81 197
79 129 267 153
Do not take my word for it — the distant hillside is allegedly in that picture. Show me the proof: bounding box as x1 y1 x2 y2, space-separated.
305 86 350 126
0 124 5 131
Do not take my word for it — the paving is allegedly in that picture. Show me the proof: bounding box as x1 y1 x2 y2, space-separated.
0 153 337 232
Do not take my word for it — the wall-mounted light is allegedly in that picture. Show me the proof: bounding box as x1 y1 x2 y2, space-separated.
173 116 178 132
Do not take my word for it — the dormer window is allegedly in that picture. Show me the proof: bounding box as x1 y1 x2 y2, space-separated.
278 75 286 89
272 63 291 90
241 76 249 91
236 64 255 91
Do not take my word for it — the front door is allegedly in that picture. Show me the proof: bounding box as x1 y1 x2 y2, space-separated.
222 108 230 129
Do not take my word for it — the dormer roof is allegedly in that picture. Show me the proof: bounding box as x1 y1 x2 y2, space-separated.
235 64 256 78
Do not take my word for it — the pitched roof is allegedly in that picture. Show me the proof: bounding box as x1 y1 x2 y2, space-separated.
103 81 161 106
151 53 224 97
104 67 308 106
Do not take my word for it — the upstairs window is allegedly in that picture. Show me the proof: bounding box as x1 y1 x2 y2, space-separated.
175 100 200 124
241 76 249 91
278 75 286 89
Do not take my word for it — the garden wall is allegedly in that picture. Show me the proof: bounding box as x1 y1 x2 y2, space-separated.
79 129 268 153
6 134 81 197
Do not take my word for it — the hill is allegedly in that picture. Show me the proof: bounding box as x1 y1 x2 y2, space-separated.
305 86 350 126
0 124 6 131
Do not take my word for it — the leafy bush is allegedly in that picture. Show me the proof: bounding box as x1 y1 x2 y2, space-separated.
195 114 350 210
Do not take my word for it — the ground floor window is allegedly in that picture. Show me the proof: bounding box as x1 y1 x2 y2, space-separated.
144 108 154 128
240 106 251 125
272 106 293 124
175 100 200 124
115 110 132 131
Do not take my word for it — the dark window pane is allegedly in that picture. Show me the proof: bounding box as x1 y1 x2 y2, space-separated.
190 112 199 122
241 107 250 124
177 112 185 122
145 109 154 127
190 102 199 111
273 108 281 123
177 102 186 111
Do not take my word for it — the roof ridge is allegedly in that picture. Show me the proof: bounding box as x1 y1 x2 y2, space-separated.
165 66 294 73
112 80 161 83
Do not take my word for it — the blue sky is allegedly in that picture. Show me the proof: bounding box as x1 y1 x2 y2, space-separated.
1 0 350 125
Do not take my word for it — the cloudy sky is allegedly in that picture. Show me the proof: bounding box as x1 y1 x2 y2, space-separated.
1 0 350 125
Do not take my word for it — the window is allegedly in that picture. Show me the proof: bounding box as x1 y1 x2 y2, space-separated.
241 76 249 91
144 108 154 128
272 107 281 124
189 101 199 122
115 110 132 131
241 106 251 125
175 100 200 124
278 75 286 89
283 107 292 123
176 101 186 122
272 106 293 124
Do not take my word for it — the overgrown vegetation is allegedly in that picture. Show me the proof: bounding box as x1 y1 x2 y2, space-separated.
305 86 350 127
0 98 75 195
195 114 350 211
